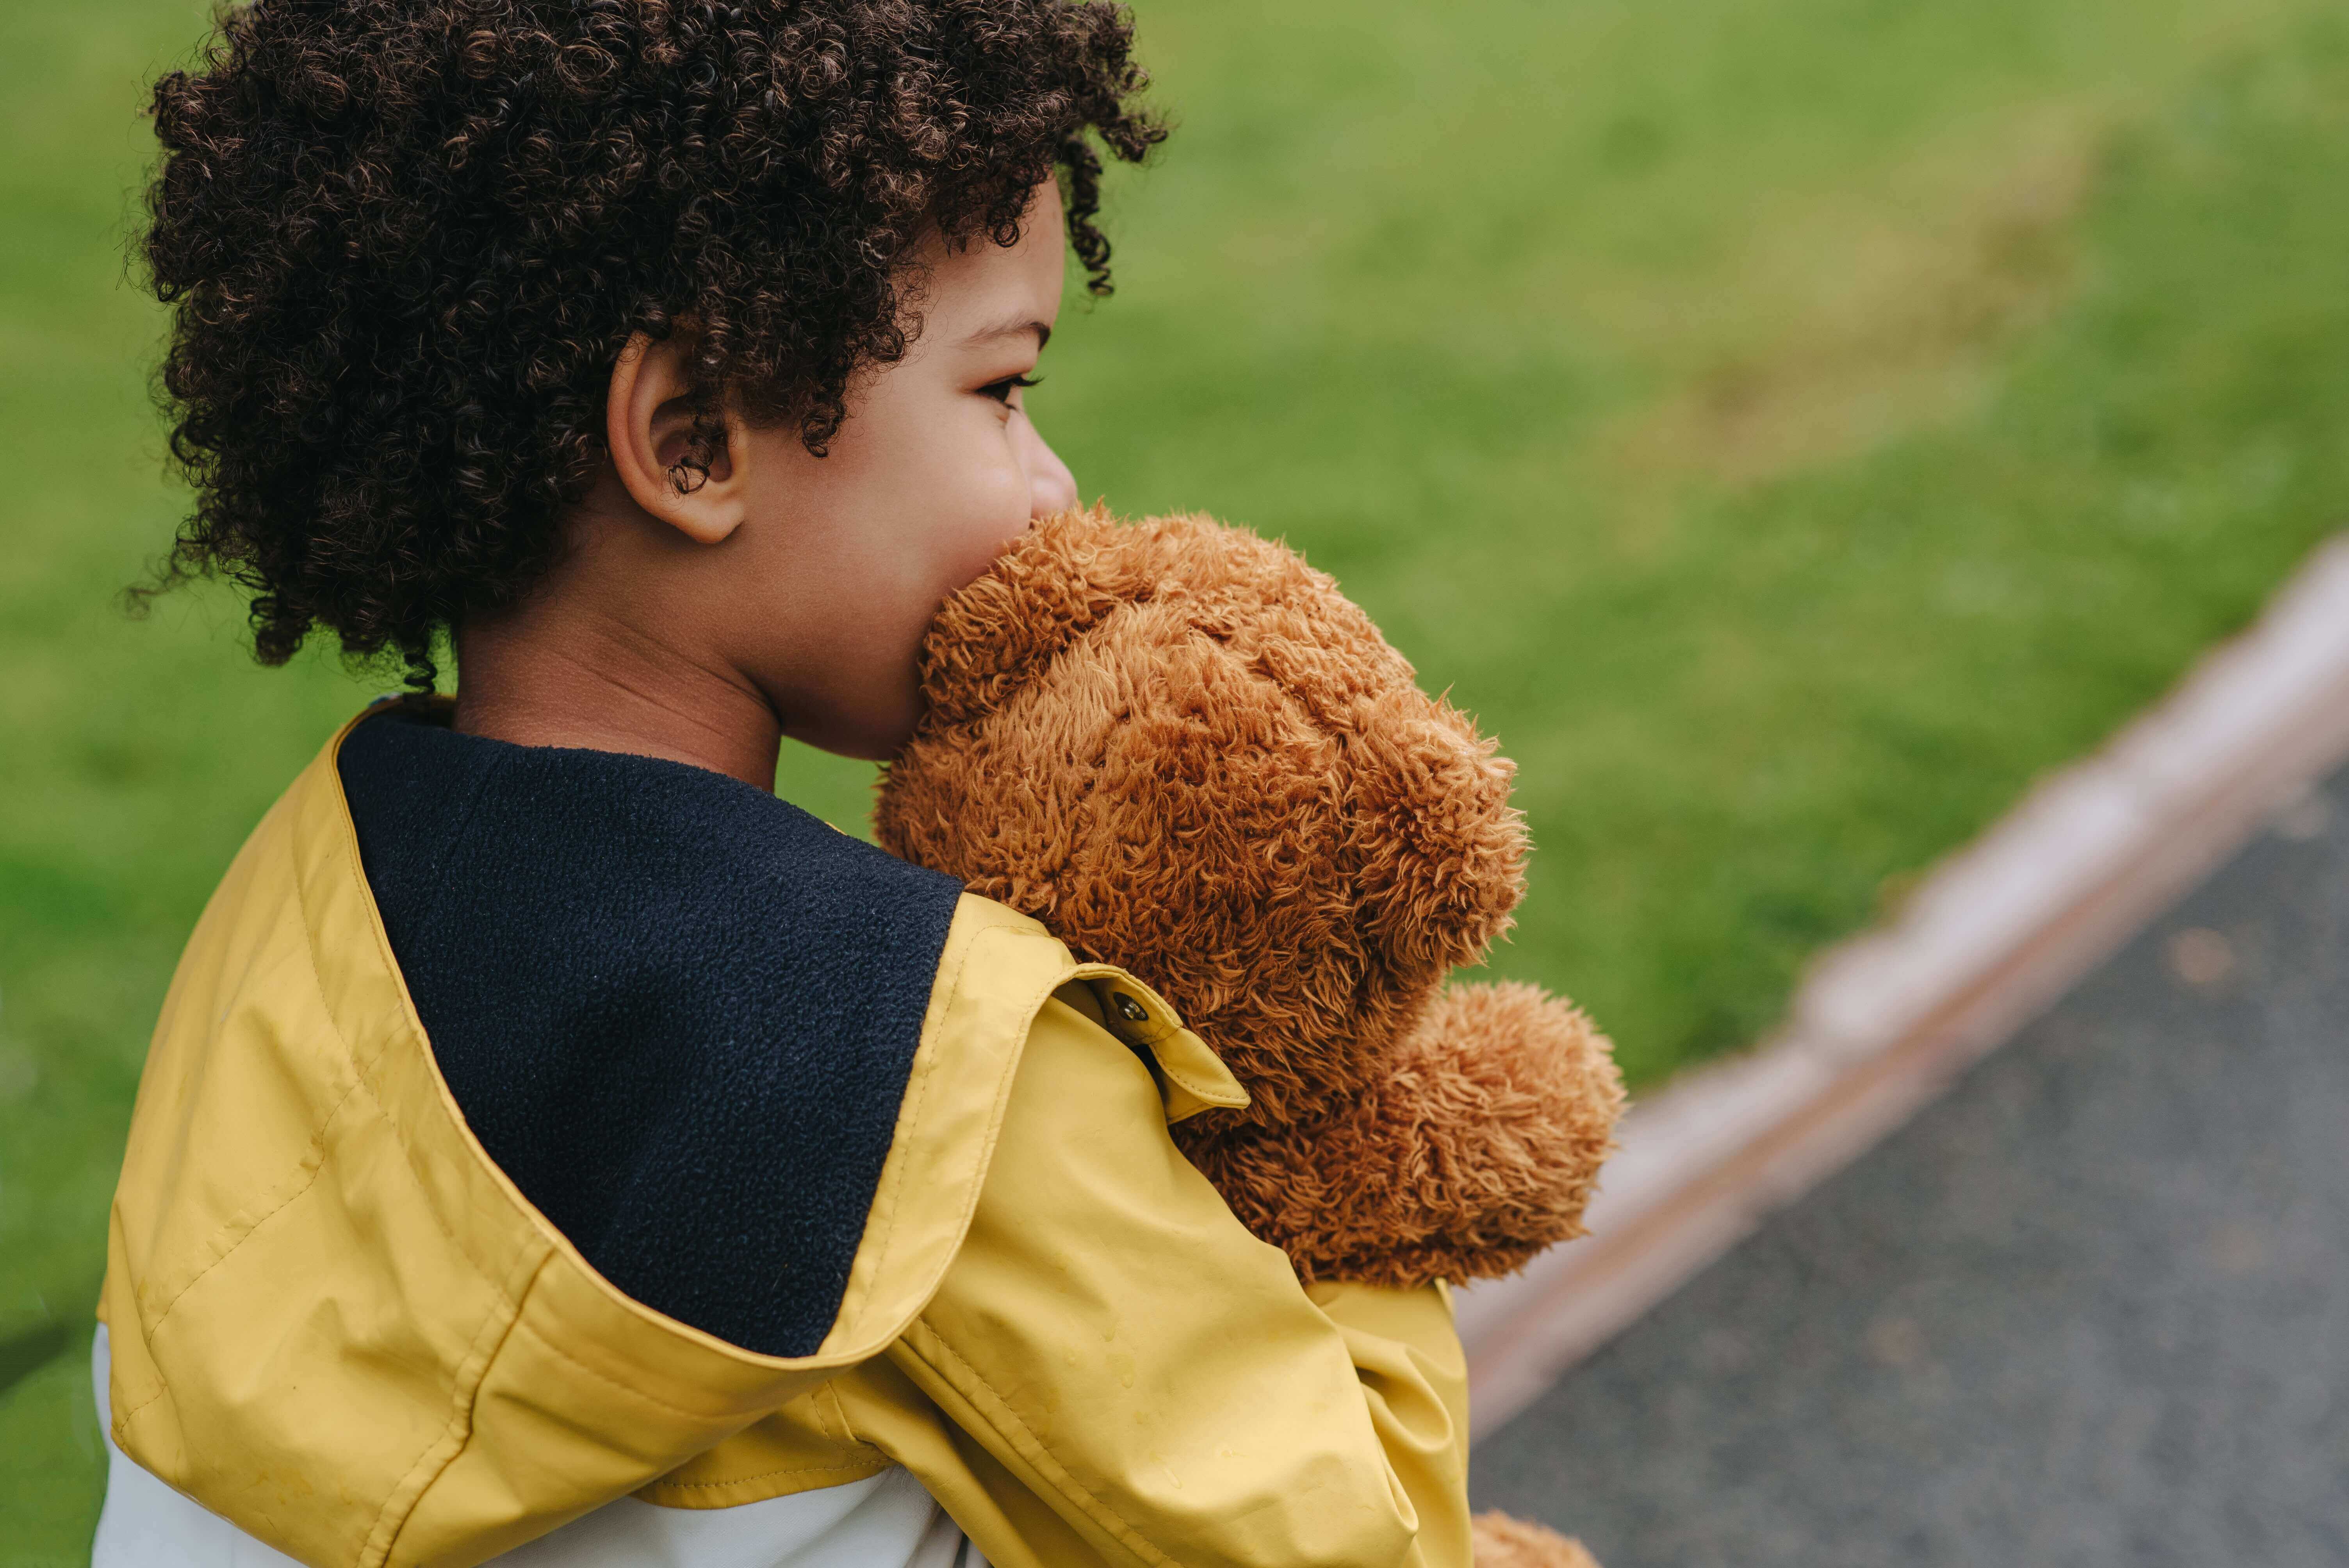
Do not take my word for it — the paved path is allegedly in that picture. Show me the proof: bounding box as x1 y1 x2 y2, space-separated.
1471 769 2349 1567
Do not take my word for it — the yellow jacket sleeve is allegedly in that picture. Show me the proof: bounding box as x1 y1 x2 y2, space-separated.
843 991 1474 1568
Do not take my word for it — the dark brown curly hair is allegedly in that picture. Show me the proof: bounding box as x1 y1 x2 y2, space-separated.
141 0 1164 686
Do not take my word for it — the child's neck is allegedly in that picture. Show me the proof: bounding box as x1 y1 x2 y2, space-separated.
453 605 783 793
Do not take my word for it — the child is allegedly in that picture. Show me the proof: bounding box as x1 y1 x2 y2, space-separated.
94 2 1476 1565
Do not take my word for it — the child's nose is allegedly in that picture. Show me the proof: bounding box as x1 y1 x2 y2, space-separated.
1013 408 1080 519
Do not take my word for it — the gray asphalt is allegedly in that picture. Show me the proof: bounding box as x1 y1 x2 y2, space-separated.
1471 770 2349 1568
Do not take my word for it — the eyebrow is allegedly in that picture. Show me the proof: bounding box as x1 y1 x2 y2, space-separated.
962 316 1052 350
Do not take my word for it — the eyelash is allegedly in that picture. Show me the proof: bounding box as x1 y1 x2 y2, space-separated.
982 374 1042 403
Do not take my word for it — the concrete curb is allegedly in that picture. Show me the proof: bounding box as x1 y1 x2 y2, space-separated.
1456 533 2349 1442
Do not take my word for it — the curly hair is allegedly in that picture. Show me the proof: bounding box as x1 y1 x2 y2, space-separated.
141 0 1164 685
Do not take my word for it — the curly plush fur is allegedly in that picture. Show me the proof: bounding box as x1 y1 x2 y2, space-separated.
879 507 1525 1128
876 507 1623 1286
1183 982 1624 1285
1470 1512 1602 1568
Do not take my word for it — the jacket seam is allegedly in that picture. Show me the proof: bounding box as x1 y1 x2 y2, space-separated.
915 1325 1175 1568
112 1369 175 1429
813 1382 844 1441
507 1310 729 1423
649 1459 891 1491
138 1069 370 1342
819 1381 864 1447
819 1383 893 1465
303 984 522 1306
364 1254 541 1568
326 1058 534 1565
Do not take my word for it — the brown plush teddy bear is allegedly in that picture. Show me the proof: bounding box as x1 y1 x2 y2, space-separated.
875 507 1621 1568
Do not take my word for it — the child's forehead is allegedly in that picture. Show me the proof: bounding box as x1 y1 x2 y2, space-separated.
918 189 1068 337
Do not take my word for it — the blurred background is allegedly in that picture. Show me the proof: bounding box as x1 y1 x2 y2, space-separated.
6 0 2349 1557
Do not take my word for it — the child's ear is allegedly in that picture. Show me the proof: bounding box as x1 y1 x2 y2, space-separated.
605 330 747 546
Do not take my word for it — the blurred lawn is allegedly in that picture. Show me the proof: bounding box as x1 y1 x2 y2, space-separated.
9 0 2349 1554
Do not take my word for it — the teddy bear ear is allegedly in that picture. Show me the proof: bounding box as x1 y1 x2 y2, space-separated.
1339 691 1529 983
914 505 1142 730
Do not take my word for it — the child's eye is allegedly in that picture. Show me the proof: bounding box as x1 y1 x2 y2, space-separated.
980 374 1042 404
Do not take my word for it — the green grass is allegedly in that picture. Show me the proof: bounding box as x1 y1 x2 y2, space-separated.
7 0 2349 1551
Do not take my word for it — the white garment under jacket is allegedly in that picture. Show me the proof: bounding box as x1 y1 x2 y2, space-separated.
87 1325 981 1568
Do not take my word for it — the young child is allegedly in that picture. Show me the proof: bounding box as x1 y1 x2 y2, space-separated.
93 3 1476 1566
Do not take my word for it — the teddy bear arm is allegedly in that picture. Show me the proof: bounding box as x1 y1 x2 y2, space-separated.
1177 980 1624 1289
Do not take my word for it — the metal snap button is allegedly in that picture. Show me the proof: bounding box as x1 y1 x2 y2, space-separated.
1113 993 1150 1024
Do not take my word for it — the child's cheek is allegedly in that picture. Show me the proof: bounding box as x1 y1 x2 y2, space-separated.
937 450 1035 592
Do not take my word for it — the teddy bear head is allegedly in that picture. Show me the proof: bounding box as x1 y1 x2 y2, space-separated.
875 508 1528 1128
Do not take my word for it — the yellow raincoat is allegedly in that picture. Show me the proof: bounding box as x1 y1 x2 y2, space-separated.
98 714 1474 1568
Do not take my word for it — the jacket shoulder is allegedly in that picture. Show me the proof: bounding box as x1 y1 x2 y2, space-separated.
97 716 1106 1566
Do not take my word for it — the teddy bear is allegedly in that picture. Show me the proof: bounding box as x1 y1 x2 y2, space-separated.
875 507 1623 1568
